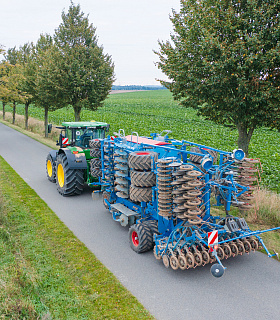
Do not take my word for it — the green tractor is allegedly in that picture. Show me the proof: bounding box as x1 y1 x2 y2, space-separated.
46 121 109 196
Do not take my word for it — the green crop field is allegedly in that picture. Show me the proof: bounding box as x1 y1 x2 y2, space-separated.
5 90 280 192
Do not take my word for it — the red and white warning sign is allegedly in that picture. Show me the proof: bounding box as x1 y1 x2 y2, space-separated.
208 230 218 250
62 137 69 145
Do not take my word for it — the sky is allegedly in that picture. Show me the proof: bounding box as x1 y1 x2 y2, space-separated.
0 0 181 85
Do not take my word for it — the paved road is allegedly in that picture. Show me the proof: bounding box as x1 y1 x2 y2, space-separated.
1 122 280 320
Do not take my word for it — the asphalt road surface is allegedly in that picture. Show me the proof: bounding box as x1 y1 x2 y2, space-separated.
1 122 280 320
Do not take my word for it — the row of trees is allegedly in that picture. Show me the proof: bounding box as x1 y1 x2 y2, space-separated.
0 3 115 137
156 0 280 154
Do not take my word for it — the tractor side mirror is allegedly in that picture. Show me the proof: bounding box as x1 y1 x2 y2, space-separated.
57 132 63 147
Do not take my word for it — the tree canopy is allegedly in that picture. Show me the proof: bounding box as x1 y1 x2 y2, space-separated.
155 0 280 154
53 3 115 121
0 3 115 129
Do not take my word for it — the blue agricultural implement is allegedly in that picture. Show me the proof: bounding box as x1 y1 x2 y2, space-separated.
91 129 280 277
46 123 280 277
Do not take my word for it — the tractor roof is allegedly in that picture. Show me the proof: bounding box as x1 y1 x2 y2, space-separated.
61 121 108 128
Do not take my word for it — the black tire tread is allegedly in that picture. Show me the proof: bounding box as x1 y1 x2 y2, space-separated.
129 223 154 253
131 170 156 187
129 185 152 202
128 151 158 171
56 153 84 196
142 220 160 236
189 147 218 164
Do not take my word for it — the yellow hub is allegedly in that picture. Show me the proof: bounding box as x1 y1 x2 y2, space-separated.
47 160 53 178
57 164 65 188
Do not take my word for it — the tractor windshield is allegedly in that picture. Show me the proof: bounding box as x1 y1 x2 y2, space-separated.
71 127 106 148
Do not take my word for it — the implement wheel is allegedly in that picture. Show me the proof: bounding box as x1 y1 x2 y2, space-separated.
46 153 56 183
178 255 188 270
185 252 195 268
129 185 152 203
56 153 84 196
236 241 245 255
211 264 224 278
229 242 238 256
128 151 158 171
128 223 153 253
131 170 156 187
142 220 159 237
170 256 179 270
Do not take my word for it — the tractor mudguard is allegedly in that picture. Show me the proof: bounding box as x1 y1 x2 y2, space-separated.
48 150 58 162
58 148 88 170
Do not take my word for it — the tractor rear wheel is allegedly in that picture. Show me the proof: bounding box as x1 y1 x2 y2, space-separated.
56 153 84 196
46 153 56 183
128 223 153 253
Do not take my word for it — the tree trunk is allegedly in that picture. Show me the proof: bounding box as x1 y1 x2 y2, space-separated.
74 106 82 122
236 124 254 156
25 102 29 130
12 101 16 124
44 106 49 138
2 101 5 120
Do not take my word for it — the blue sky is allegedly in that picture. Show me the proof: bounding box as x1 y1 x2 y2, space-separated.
0 0 181 85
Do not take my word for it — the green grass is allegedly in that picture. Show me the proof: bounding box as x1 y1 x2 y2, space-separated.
4 90 280 192
0 156 154 320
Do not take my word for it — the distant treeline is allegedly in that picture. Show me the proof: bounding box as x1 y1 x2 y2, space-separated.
111 85 166 91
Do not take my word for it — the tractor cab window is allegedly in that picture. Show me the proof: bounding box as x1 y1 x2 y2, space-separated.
74 128 106 148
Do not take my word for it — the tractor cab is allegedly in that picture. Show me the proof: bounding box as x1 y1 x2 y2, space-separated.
57 121 109 148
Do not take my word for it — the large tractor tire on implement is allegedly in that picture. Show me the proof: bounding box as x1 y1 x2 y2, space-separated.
56 153 84 196
130 170 156 187
128 151 158 170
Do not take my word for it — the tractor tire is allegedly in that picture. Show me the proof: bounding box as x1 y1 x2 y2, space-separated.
46 153 56 183
89 139 101 149
129 185 152 203
128 151 158 171
90 149 101 158
189 147 203 164
189 147 218 164
128 223 154 253
142 220 160 236
91 168 102 178
56 153 84 196
130 170 156 187
90 158 101 168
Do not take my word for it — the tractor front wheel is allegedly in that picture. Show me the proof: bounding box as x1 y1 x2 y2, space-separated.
46 153 56 183
56 153 84 196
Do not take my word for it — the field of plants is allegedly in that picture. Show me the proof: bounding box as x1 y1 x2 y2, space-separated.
5 90 280 192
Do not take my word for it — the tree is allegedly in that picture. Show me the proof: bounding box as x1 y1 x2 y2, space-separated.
3 48 29 124
53 3 115 121
0 47 11 120
32 34 66 137
155 0 280 154
17 43 35 130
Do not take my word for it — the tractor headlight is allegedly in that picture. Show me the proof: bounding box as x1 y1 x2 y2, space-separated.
232 149 245 161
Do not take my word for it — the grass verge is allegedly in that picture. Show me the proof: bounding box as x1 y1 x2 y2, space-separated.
0 156 154 320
